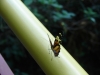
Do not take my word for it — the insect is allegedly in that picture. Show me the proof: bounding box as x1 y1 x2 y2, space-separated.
47 33 62 57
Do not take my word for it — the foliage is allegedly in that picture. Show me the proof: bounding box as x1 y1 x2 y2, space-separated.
0 0 100 75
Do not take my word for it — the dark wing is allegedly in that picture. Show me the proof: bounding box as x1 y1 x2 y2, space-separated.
47 34 53 49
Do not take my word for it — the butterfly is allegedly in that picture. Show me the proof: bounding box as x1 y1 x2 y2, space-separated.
47 33 62 57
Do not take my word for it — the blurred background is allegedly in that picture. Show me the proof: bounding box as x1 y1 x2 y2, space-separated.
0 0 100 75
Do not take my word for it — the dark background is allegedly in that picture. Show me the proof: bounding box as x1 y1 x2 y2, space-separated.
0 0 100 75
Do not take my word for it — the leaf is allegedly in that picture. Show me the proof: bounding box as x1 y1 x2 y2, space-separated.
83 7 98 17
24 0 33 5
53 10 76 21
53 15 60 21
62 10 76 19
38 0 49 4
90 17 96 23
32 9 44 19
51 4 63 9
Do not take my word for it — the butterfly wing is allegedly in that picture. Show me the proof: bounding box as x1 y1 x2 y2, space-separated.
47 34 61 57
47 34 53 49
53 45 60 56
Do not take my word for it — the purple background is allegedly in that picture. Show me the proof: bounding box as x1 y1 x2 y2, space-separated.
0 54 14 75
